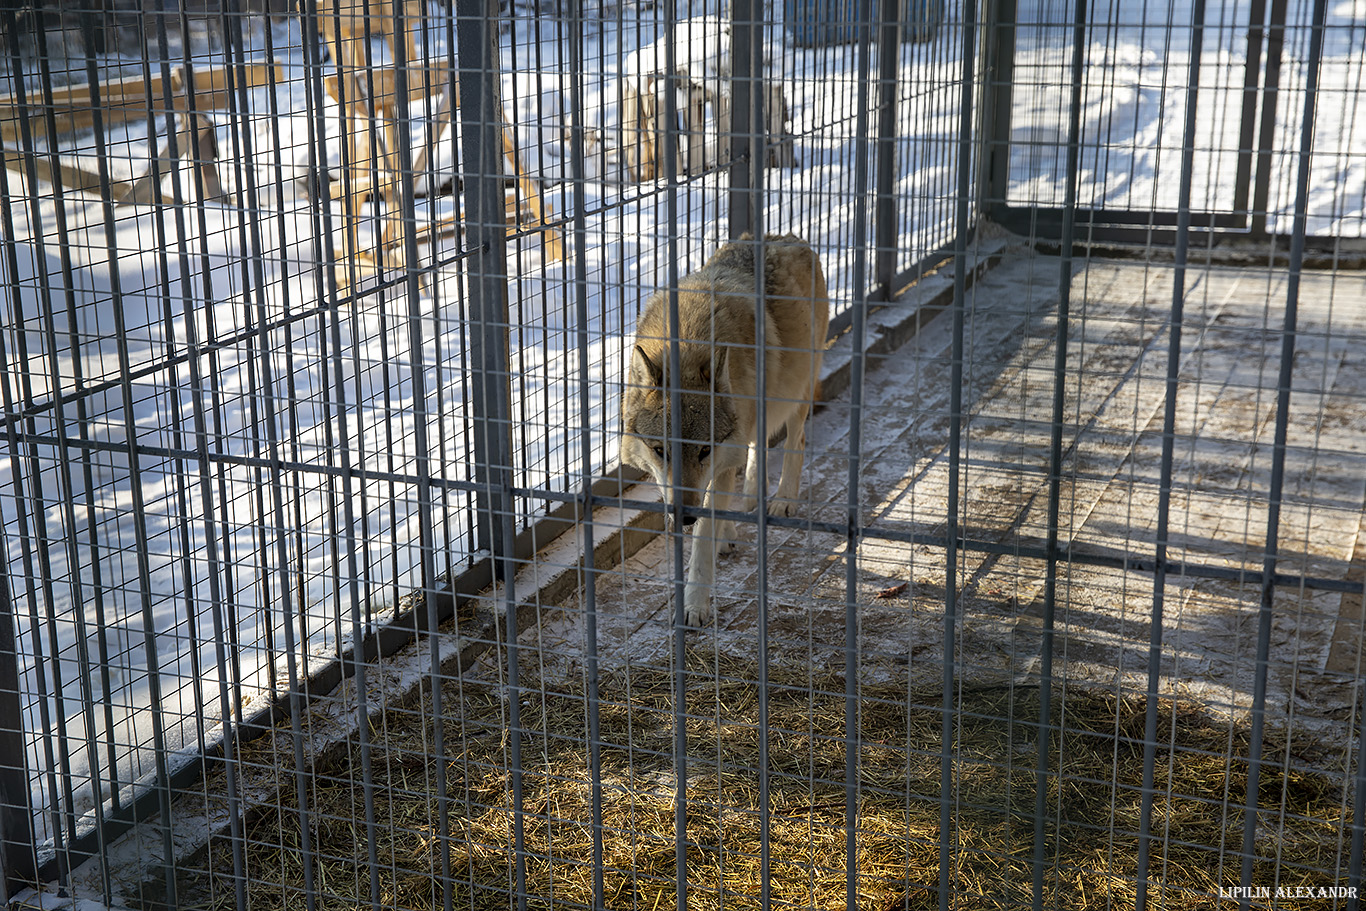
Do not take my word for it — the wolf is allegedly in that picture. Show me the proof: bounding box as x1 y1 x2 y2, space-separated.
620 233 830 626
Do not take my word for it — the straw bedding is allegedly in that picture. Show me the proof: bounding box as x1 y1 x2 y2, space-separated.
192 652 1349 910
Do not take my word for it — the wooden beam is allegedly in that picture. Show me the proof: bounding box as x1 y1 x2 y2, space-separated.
325 61 451 109
0 62 283 142
1 149 133 198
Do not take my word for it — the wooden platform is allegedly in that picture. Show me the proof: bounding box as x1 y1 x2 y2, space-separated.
0 62 281 143
0 63 281 205
522 251 1366 747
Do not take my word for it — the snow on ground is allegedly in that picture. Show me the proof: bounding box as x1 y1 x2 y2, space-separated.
2 0 1364 847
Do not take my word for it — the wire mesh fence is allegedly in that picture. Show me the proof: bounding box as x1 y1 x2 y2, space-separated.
0 0 1363 908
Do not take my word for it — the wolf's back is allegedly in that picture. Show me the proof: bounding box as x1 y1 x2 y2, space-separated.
699 233 824 304
632 233 828 362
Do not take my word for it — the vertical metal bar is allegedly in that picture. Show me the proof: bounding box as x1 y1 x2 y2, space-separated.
287 0 329 732
1134 1 1205 908
1249 0 1288 237
1031 0 1087 905
438 0 477 563
940 0 979 906
738 1 771 900
1231 0 1267 223
9 24 102 885
54 4 196 886
455 4 524 908
16 23 96 874
0 273 28 896
168 4 215 772
431 12 471 903
1238 0 1327 902
873 0 901 300
846 1 878 907
729 0 755 240
20 4 119 832
458 0 516 569
721 0 773 895
565 6 605 908
302 0 349 709
977 0 1016 219
66 2 182 896
650 5 691 909
1351 678 1366 911
321 194 405 885
384 2 443 908
61 26 181 901
145 5 245 888
188 1 323 906
0 571 34 896
210 4 287 904
0 15 77 882
233 4 325 905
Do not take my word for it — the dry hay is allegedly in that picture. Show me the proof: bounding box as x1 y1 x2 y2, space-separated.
184 652 1351 910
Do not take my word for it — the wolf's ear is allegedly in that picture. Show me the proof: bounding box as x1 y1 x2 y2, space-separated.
630 344 663 387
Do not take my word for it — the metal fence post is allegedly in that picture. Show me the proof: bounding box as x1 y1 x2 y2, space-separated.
0 579 34 899
1231 0 1269 227
1032 0 1088 904
729 0 759 240
456 0 515 570
873 0 901 300
845 2 878 907
977 0 1015 220
1135 0 1206 906
455 6 526 909
1248 0 1288 237
941 0 979 906
1239 0 1328 901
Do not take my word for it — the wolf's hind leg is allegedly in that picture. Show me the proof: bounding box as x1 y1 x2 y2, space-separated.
739 423 807 518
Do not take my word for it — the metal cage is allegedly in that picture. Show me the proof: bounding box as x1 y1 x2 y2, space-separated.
1 0 1363 907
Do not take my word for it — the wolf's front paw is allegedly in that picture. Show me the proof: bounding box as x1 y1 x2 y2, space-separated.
683 585 713 626
768 498 800 518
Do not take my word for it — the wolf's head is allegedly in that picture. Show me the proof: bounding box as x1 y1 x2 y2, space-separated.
620 342 743 526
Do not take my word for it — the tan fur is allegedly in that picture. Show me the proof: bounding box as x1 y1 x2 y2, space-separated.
621 233 830 626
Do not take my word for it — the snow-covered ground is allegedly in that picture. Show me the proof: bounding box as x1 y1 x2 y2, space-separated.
2 0 1363 851
1007 0 1366 234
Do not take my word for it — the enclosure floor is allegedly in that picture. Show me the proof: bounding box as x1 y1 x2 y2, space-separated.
511 250 1366 746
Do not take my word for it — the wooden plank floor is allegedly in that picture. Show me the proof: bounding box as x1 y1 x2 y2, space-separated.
515 251 1366 745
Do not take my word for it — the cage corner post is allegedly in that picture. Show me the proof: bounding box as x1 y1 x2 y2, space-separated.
729 0 760 241
455 0 515 574
0 580 36 900
455 5 527 905
975 0 1015 227
872 0 901 302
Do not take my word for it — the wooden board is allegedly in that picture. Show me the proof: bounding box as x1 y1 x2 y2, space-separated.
324 61 454 109
0 62 283 142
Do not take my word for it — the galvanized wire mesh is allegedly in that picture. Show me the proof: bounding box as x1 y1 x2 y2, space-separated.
1 0 1363 908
